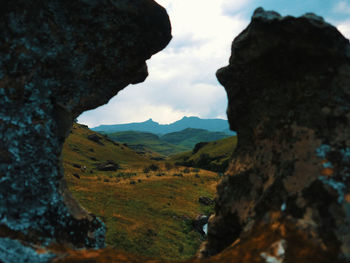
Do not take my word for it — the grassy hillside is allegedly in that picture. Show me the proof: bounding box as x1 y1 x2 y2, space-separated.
101 130 188 156
170 136 238 173
161 128 229 149
62 123 219 261
62 124 158 175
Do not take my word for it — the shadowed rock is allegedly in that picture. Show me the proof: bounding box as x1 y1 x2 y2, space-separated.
3 2 350 262
96 160 119 171
87 134 104 145
199 8 350 262
0 0 171 260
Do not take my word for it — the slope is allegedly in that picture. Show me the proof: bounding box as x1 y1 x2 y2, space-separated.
161 128 230 149
62 123 220 261
170 136 238 173
62 123 157 176
101 130 188 156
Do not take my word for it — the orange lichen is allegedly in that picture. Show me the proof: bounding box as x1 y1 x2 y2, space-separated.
45 216 342 263
321 168 333 176
345 194 350 203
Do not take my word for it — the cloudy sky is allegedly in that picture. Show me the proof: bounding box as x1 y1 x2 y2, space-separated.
78 0 350 128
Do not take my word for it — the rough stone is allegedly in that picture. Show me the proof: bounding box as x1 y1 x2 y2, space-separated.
0 0 171 259
96 160 119 171
87 134 104 145
198 196 214 206
3 2 350 262
199 8 350 262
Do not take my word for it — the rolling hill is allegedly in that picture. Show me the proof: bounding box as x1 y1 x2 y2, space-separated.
160 128 229 149
62 123 157 174
102 130 188 156
101 128 231 156
62 123 220 261
92 116 237 135
170 136 238 172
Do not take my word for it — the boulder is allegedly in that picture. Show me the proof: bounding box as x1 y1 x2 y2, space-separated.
192 142 209 154
87 134 104 145
0 0 171 260
198 196 214 206
199 8 350 263
97 160 119 171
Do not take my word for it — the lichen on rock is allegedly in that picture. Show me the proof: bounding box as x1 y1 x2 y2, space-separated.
200 7 350 262
0 0 171 259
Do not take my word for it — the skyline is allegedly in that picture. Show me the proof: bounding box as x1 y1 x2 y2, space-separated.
78 0 350 128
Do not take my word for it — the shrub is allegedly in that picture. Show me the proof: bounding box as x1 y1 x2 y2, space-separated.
183 168 190 173
117 172 137 179
148 164 159 171
165 162 174 171
198 153 211 167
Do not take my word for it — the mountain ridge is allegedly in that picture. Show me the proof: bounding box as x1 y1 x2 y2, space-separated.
91 116 236 135
102 128 231 156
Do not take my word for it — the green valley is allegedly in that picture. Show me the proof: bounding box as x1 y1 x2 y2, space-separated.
62 123 222 261
170 136 238 172
101 128 230 156
100 130 188 156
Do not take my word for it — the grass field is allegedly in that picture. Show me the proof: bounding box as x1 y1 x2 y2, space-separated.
62 124 219 261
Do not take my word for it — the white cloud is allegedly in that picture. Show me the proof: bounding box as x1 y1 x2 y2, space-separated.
221 0 253 16
337 19 350 39
79 1 350 128
78 0 250 127
333 1 350 14
78 97 192 127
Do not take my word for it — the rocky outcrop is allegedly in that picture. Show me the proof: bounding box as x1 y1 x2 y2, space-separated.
199 8 350 262
87 134 104 145
96 160 119 171
0 0 171 260
3 2 350 262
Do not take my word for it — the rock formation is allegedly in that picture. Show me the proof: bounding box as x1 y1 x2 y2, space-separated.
2 1 350 262
0 0 171 261
199 8 350 263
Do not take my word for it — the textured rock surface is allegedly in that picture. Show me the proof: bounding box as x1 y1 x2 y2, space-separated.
3 2 350 262
199 8 350 262
0 0 171 259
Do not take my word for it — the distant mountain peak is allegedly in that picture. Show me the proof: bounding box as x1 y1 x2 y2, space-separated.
182 116 199 120
144 118 158 124
92 116 236 135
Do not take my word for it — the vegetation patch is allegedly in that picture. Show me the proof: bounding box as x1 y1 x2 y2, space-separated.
170 136 238 172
